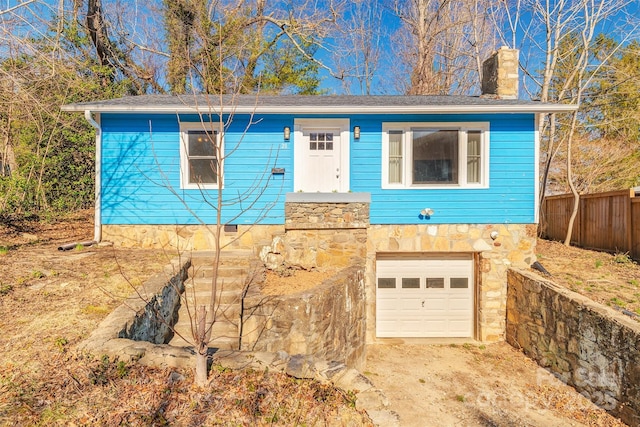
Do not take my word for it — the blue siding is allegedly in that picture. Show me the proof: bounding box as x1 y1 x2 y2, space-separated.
348 113 536 224
100 112 536 225
100 113 293 225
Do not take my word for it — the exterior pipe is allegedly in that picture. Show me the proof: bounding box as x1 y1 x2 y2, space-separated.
58 241 97 251
84 110 102 243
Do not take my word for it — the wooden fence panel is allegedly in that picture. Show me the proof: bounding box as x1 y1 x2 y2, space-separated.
632 199 640 261
543 195 578 243
581 193 630 252
542 189 638 260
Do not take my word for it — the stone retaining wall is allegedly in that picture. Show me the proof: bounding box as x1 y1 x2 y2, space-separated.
78 258 195 368
241 265 367 368
118 267 186 344
506 269 640 425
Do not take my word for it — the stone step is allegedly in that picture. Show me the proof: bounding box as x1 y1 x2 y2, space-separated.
173 319 239 338
169 334 239 351
182 289 244 305
175 303 243 319
188 265 249 279
185 276 247 292
190 250 255 267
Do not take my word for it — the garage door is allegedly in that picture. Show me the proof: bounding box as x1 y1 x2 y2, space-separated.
376 254 474 338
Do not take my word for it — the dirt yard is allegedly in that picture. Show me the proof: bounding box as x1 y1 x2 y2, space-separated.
0 212 637 426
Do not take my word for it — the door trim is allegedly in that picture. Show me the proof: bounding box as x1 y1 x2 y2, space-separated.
293 118 350 192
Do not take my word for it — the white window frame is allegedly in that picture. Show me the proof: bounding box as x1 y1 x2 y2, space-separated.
381 122 490 189
180 122 223 190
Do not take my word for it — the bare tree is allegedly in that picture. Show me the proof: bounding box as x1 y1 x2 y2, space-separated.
332 0 384 94
494 0 638 244
388 0 496 95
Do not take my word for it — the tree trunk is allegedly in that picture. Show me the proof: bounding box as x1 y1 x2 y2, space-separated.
194 351 208 387
194 305 209 387
564 111 581 245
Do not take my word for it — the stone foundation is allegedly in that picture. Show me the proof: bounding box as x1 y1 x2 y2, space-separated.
102 224 284 252
102 203 536 343
506 269 640 425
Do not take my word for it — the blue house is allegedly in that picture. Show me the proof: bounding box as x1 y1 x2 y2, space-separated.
63 49 576 343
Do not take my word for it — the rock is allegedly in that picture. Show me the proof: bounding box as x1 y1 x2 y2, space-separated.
285 354 317 379
168 371 185 385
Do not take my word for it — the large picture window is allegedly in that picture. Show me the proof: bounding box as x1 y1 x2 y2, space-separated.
382 122 489 188
180 124 222 189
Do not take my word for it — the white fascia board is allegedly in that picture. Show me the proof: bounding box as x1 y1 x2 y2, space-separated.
62 104 579 115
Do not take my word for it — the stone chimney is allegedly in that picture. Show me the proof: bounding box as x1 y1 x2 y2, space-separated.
481 47 519 99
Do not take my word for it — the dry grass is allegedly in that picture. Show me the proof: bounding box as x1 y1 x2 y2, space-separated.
0 211 370 426
536 238 640 318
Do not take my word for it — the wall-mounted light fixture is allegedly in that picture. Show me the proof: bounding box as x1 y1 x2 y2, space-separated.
353 126 361 140
420 208 434 217
283 126 291 141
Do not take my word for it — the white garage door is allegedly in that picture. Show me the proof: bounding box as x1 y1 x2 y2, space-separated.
376 254 474 338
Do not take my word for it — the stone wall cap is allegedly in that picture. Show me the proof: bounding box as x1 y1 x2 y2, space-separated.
286 192 371 203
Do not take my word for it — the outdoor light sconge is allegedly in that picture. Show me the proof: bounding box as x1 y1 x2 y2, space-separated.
283 126 291 141
353 126 361 140
420 208 434 217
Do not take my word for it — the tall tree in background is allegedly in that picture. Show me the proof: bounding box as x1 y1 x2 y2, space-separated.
333 0 384 94
389 0 497 95
497 0 637 244
163 0 332 95
0 0 337 218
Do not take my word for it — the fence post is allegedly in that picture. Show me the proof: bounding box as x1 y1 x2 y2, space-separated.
627 188 634 255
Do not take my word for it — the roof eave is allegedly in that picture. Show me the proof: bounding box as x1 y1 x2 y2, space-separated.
61 104 579 115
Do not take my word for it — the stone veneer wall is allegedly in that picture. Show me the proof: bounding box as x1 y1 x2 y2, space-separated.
241 266 367 368
102 224 284 251
259 199 370 271
366 223 537 342
506 269 640 425
118 267 186 344
285 201 369 230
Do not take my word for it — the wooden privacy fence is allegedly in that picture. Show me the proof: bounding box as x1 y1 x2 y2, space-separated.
542 189 640 261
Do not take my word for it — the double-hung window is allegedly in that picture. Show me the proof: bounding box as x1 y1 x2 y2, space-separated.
180 123 222 189
382 122 489 188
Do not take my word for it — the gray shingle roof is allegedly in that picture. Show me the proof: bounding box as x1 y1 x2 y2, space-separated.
62 94 577 114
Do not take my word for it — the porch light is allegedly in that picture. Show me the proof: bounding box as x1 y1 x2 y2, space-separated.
353 126 361 140
283 126 291 141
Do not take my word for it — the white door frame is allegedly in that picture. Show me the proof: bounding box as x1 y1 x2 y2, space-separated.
293 118 350 192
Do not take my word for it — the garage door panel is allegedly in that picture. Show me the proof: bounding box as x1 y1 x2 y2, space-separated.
376 254 474 338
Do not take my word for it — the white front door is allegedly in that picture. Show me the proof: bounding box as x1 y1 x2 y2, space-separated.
376 254 475 338
294 119 350 192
